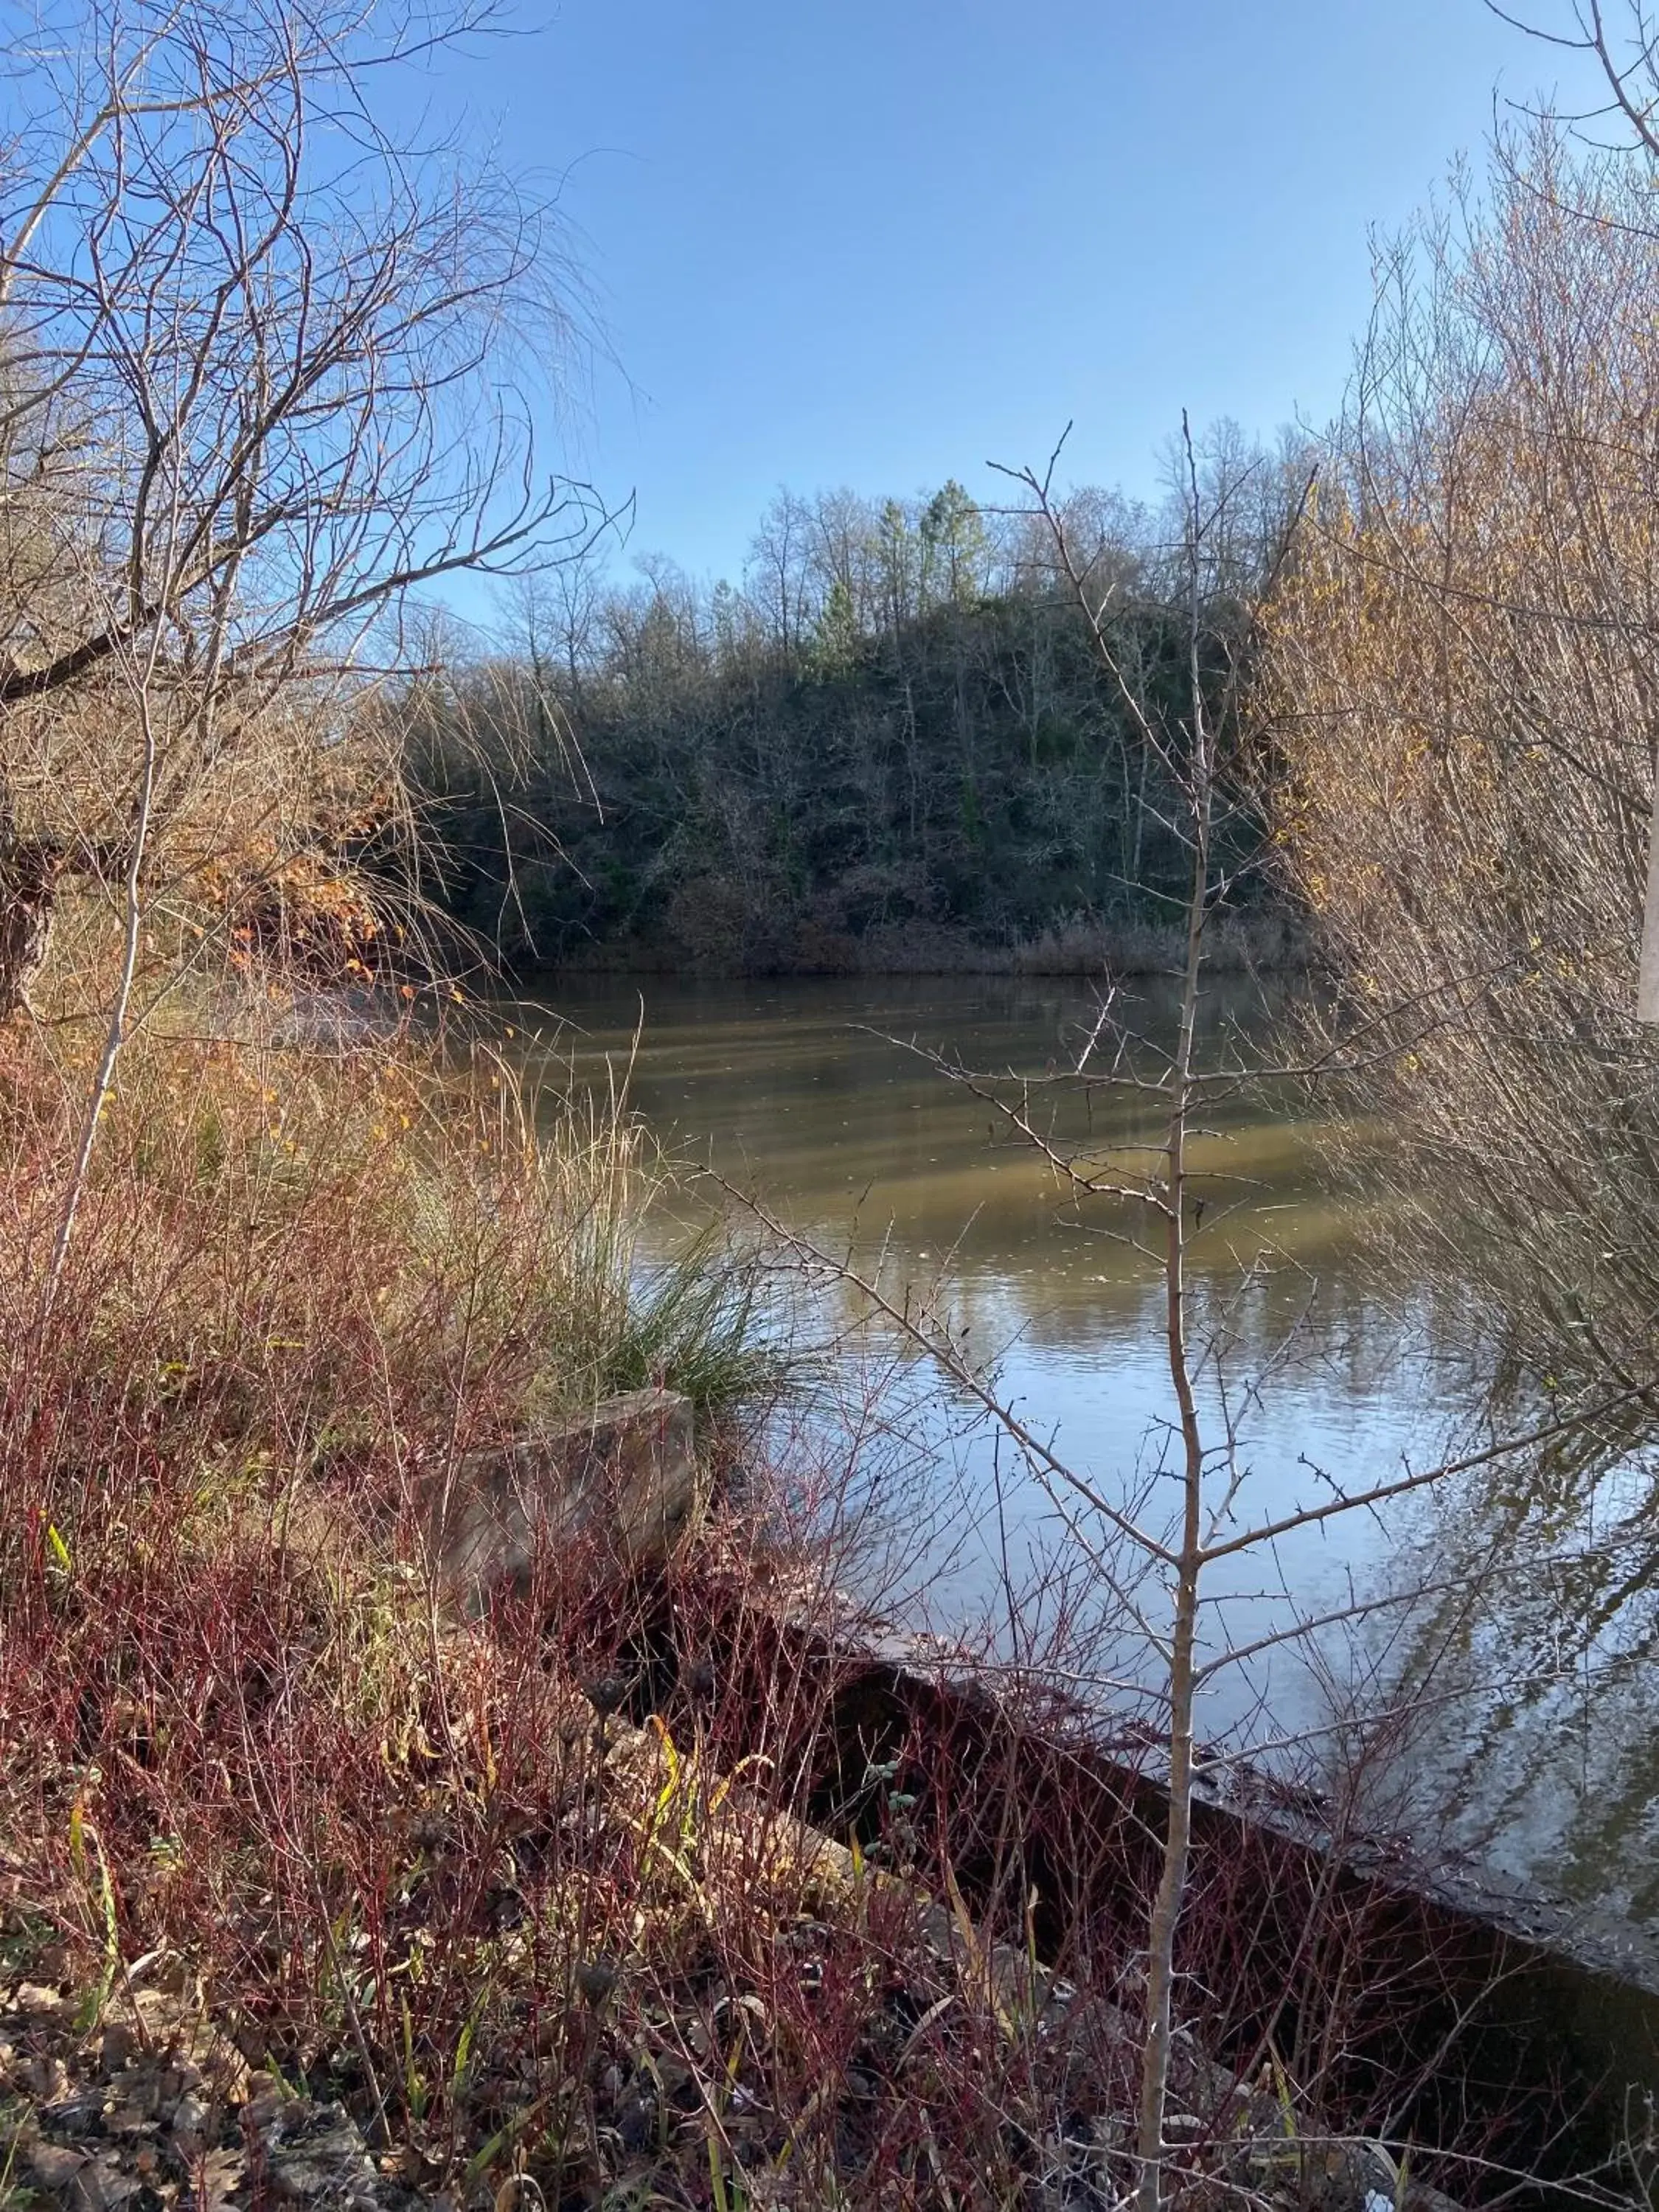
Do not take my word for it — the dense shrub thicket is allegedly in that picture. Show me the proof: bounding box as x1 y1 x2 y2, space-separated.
1265 122 1659 1400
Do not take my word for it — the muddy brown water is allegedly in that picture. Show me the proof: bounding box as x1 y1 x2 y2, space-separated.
490 973 1659 2065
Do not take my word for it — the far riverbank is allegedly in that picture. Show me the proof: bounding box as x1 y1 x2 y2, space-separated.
525 908 1306 982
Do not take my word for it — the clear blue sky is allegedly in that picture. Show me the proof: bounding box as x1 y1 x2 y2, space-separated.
424 1 1604 587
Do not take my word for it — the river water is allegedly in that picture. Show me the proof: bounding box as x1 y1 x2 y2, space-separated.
496 971 1659 1978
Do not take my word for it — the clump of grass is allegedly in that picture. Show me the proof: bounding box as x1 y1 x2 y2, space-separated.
0 1468 1531 2212
574 1223 796 1413
0 906 819 2195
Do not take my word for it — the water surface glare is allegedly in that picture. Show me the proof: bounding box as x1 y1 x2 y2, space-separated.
496 973 1659 1964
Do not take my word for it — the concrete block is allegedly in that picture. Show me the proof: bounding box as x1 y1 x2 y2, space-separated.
422 1387 698 1610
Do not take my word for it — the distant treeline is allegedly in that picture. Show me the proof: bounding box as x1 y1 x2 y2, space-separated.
405 436 1310 975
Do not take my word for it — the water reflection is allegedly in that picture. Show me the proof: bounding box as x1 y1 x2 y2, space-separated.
1338 1426 1659 1933
490 972 1659 1953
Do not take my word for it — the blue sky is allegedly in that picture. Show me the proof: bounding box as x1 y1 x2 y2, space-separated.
420 1 1605 588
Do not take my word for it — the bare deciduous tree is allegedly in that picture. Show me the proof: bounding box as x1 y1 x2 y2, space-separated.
0 0 605 1293
1263 92 1659 1404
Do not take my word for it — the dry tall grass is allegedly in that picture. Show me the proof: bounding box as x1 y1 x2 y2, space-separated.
0 903 817 2194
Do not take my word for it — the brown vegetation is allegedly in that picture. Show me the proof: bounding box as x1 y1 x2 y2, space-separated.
2 0 1649 2205
1262 104 1659 1400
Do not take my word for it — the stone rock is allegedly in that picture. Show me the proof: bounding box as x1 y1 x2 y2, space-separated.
246 2096 383 2211
420 1389 699 1611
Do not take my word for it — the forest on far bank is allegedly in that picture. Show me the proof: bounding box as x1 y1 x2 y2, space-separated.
403 436 1312 976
